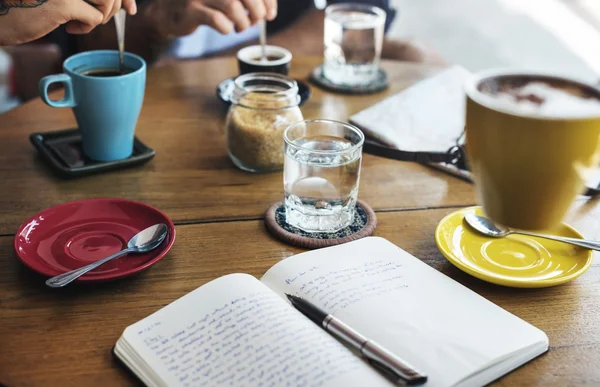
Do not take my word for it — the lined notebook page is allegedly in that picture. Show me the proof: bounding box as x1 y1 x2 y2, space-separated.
261 237 548 387
121 273 393 387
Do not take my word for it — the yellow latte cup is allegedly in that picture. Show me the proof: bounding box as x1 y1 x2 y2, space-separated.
465 70 600 231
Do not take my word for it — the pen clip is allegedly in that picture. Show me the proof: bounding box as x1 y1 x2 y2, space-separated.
366 357 427 386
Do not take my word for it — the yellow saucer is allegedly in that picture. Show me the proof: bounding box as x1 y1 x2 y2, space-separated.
435 206 593 288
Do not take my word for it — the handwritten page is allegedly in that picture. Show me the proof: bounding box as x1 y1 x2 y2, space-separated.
281 260 408 316
120 273 393 387
261 237 548 387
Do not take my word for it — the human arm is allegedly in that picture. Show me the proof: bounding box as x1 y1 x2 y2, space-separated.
268 0 445 64
72 0 277 64
0 0 137 46
212 2 446 65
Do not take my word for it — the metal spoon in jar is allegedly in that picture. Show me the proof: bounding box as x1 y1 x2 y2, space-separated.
259 19 267 62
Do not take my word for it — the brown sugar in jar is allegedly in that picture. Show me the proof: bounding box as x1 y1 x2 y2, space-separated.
225 73 304 173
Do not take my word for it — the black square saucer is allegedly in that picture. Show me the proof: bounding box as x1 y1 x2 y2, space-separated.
30 128 155 178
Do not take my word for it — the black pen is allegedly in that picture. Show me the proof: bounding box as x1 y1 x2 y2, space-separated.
286 294 427 386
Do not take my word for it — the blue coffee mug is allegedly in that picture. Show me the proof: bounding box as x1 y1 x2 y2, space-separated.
39 50 146 162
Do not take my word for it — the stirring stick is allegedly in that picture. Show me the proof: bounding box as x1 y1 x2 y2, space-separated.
259 19 267 62
114 9 127 73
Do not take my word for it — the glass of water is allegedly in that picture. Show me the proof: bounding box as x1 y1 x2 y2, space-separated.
284 119 364 233
323 3 386 86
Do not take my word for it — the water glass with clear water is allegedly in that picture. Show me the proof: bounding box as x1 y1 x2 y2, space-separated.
284 120 364 233
323 3 386 86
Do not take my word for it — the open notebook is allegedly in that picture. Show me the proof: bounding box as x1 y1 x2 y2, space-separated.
114 237 548 387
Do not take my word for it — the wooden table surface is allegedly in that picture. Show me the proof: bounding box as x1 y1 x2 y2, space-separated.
0 56 598 387
0 56 474 235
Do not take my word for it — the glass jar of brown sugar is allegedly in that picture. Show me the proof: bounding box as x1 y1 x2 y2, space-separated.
225 73 304 173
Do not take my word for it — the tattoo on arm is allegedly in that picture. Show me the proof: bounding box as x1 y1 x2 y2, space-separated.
0 0 48 16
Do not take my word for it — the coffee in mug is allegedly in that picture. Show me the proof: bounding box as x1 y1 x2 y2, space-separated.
80 68 133 77
478 76 600 117
465 70 600 230
251 55 283 62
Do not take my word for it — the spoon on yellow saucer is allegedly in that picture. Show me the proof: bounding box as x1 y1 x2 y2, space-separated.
464 214 600 251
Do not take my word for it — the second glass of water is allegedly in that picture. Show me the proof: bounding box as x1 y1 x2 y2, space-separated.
323 3 386 86
284 119 364 233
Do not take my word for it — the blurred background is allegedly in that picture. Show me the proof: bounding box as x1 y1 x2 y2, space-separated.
389 0 600 80
1 0 599 114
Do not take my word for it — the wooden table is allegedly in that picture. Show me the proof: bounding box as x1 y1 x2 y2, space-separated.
0 57 598 387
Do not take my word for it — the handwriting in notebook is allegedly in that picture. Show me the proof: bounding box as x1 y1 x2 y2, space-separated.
284 260 408 314
135 291 361 387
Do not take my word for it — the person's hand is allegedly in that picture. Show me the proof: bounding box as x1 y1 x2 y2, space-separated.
0 0 137 46
66 0 138 34
144 0 277 38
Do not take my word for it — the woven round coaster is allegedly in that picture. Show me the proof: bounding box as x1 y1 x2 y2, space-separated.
310 64 388 94
265 200 377 249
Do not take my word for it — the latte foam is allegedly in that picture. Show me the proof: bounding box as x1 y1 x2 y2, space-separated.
478 77 600 119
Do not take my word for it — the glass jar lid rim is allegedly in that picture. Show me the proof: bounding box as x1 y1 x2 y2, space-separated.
232 72 300 108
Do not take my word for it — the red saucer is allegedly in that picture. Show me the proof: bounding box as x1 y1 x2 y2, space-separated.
14 198 176 282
